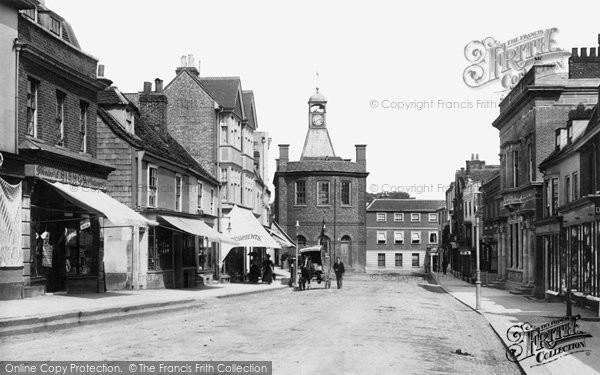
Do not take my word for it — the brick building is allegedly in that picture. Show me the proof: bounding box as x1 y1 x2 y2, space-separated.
273 90 368 271
366 199 444 272
538 97 600 315
161 56 271 226
96 80 223 290
0 0 148 299
492 48 600 296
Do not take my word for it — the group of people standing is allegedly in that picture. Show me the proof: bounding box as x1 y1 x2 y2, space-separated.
249 254 275 284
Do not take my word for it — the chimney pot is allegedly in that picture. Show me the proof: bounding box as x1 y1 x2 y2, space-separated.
278 144 290 162
581 47 588 58
180 55 187 67
155 78 163 93
143 81 152 93
591 48 597 58
572 48 579 58
471 153 474 160
97 64 105 78
476 153 479 160
188 54 195 69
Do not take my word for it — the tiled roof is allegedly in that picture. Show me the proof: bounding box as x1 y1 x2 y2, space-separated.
134 119 217 183
468 168 500 184
123 92 139 108
98 87 130 106
199 77 243 118
242 90 256 129
367 199 445 212
97 107 142 148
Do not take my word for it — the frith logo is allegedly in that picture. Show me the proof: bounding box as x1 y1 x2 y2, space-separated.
506 315 592 367
463 28 570 89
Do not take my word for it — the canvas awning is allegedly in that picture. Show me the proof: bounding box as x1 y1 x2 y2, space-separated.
159 215 238 245
266 227 294 248
219 205 281 263
48 181 157 227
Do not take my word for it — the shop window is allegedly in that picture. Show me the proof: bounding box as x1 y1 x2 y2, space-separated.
378 253 385 267
26 78 38 137
295 181 306 205
148 226 173 271
64 217 98 277
395 253 402 267
182 234 195 268
148 165 158 207
412 253 420 267
377 231 387 244
341 181 351 206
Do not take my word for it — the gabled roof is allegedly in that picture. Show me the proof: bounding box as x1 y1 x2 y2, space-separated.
98 87 131 106
540 106 599 169
199 77 244 118
97 107 142 148
242 90 257 129
367 199 446 212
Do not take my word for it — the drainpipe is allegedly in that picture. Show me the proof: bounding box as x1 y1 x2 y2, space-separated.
135 149 145 289
13 39 24 154
215 103 223 278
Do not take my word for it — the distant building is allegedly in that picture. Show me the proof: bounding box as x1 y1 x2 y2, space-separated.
366 199 444 272
273 90 368 271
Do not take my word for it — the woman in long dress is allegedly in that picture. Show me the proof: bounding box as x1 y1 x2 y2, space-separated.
262 254 274 284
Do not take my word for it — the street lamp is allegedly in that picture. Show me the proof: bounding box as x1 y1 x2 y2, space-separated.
294 220 300 288
475 192 482 311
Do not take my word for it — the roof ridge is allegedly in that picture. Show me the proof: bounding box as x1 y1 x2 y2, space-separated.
200 76 241 80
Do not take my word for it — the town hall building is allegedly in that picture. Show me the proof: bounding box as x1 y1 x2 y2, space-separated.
273 90 368 271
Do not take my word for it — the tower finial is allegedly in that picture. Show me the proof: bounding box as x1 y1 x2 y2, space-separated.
316 71 319 93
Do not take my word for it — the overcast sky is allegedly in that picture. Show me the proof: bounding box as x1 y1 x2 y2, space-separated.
47 0 600 199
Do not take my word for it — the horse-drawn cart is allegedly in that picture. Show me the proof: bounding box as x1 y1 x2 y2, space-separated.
298 245 332 289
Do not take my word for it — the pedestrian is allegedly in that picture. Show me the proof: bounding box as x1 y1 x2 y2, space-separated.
442 258 448 275
261 254 274 284
333 257 345 289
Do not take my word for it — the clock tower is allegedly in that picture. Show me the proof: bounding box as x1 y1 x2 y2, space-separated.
301 89 336 160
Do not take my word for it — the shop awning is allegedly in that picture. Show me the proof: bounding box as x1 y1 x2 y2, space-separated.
267 221 296 248
49 181 157 227
159 215 238 245
219 205 281 263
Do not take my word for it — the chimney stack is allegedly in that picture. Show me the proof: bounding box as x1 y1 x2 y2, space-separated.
176 54 200 76
97 64 105 78
568 34 600 79
139 79 168 134
355 144 367 168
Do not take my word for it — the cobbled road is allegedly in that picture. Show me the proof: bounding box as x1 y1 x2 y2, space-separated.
0 273 521 375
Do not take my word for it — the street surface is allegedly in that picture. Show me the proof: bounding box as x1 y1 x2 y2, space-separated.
0 273 521 375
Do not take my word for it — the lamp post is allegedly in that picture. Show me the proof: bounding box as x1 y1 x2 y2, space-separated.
294 220 300 288
475 192 482 311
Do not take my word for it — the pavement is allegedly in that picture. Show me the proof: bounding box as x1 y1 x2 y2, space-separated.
0 267 291 336
431 270 600 375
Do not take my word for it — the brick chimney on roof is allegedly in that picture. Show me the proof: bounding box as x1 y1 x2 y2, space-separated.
139 79 168 134
569 34 600 79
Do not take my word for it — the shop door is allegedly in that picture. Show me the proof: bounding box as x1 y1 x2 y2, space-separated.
46 222 66 293
340 236 351 266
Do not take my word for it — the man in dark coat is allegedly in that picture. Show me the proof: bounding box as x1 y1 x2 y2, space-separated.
333 257 345 289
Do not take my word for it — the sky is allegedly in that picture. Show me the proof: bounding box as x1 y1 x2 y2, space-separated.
46 0 600 200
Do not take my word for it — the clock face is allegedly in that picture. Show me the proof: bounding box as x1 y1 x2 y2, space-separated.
312 114 324 126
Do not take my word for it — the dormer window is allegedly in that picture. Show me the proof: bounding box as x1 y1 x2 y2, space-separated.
567 124 573 144
22 8 37 21
49 17 61 36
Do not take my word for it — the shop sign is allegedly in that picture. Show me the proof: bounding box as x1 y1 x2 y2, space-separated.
24 164 107 190
503 191 535 207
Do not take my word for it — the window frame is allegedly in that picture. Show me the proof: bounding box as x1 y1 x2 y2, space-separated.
55 91 65 146
79 101 88 153
428 213 437 222
26 78 38 137
175 174 183 212
573 172 579 200
376 213 387 222
411 231 421 244
429 231 438 244
394 231 404 244
376 231 387 244
49 16 61 36
295 180 306 206
395 253 402 267
412 253 420 267
393 212 404 222
317 181 330 206
411 213 420 222
341 181 352 206
377 253 385 268
148 165 158 208
197 181 203 210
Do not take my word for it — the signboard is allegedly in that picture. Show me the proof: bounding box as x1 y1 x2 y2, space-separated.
24 164 107 190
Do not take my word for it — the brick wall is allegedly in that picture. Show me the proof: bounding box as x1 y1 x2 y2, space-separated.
96 115 135 207
164 73 218 176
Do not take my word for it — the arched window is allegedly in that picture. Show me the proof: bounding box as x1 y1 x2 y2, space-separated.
297 235 306 248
